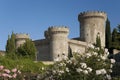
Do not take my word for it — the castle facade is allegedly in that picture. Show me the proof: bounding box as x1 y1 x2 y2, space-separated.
15 11 107 61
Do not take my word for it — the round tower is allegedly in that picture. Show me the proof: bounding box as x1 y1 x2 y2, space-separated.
15 33 30 48
48 26 69 61
78 11 107 47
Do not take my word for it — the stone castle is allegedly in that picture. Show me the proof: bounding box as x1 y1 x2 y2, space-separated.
14 11 107 61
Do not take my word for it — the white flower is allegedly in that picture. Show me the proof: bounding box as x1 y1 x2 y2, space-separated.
106 52 109 56
70 57 76 62
83 70 88 74
97 59 100 61
76 68 82 73
66 68 69 72
62 55 68 60
59 62 66 66
96 69 106 75
54 57 60 61
110 64 113 68
59 70 64 74
108 69 112 73
105 48 108 53
100 69 107 74
93 52 98 56
96 70 101 75
87 67 92 72
80 63 87 69
88 44 94 49
66 60 72 64
86 53 92 58
53 70 56 74
42 67 44 70
100 55 107 60
110 59 115 63
106 74 111 80
96 47 100 50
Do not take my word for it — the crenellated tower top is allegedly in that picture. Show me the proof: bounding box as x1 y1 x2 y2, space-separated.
78 11 107 47
15 33 29 39
78 11 107 21
15 33 30 48
48 26 69 34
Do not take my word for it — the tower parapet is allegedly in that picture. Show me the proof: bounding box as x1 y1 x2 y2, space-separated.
78 11 107 47
15 33 30 48
47 26 69 61
78 11 107 21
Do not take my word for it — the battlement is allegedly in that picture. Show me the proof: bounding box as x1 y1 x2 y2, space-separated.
15 33 29 39
48 26 69 34
78 11 107 20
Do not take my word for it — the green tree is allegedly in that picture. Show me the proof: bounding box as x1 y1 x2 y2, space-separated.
6 35 11 53
6 32 16 53
96 34 101 49
112 28 118 42
117 24 120 33
105 19 112 49
17 39 36 60
112 27 120 49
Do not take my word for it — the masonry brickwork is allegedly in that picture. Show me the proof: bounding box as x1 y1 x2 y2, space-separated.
15 11 107 61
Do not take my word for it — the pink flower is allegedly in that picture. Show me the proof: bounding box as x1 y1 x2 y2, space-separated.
4 69 10 73
2 73 9 77
12 68 17 72
12 73 17 78
0 65 4 70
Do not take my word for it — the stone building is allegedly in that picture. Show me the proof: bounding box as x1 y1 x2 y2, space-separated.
15 33 30 48
15 11 107 61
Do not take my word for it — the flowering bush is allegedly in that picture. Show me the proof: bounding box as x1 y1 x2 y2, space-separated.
47 44 115 80
0 65 21 80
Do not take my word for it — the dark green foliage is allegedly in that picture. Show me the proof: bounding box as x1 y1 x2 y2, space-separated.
6 32 37 60
105 19 112 49
111 25 120 50
96 34 101 49
6 32 16 53
112 28 118 42
17 39 36 60
117 24 120 33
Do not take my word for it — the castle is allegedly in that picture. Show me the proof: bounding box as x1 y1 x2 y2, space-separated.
15 11 107 61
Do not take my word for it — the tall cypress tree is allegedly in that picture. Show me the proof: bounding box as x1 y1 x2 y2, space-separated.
96 34 101 49
112 28 118 42
6 32 16 53
6 35 11 53
105 19 112 49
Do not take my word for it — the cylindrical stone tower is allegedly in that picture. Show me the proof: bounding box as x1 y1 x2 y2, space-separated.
78 11 107 47
15 33 30 48
48 26 69 61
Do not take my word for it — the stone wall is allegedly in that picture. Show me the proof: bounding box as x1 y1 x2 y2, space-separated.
78 11 107 47
34 39 50 61
68 39 87 54
48 26 69 61
33 11 107 61
15 33 29 48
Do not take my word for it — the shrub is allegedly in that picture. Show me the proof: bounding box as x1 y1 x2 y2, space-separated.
46 44 115 80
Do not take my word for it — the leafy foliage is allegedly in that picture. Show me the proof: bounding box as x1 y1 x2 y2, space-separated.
46 45 114 80
105 19 112 49
111 25 120 50
95 34 101 49
0 56 45 74
17 39 36 60
5 32 37 60
6 32 16 54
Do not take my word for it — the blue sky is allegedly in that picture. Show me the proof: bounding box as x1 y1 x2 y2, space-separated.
0 0 120 50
